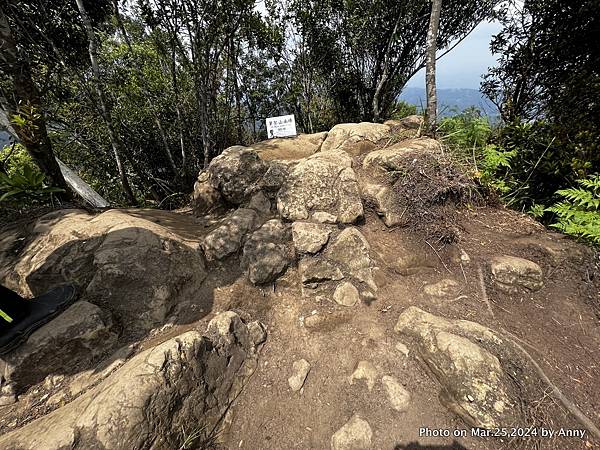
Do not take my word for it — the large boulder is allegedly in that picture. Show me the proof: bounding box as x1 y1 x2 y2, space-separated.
191 171 223 215
0 312 266 450
321 122 390 156
207 146 268 205
395 307 520 429
202 208 259 261
241 219 291 285
0 301 117 405
490 256 544 293
363 138 441 172
6 209 207 333
252 132 328 161
277 158 363 224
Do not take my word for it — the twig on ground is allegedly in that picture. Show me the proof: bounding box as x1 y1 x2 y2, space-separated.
424 240 452 274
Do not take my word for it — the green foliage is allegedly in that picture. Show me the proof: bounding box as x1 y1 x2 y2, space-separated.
439 108 493 151
546 175 600 245
389 101 417 121
0 144 63 204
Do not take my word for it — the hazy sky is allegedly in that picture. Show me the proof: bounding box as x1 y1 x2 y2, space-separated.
406 20 502 89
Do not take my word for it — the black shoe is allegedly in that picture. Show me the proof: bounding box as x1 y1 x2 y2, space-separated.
0 284 77 356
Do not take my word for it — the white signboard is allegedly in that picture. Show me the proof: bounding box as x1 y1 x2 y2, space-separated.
266 114 297 138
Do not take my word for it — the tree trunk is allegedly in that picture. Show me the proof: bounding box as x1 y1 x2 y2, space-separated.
0 8 71 198
425 0 443 132
75 0 136 205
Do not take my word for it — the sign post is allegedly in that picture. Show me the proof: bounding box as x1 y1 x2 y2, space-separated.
266 114 297 139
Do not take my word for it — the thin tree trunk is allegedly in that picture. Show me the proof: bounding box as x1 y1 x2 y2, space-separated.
75 0 136 204
112 0 177 176
425 0 443 132
0 8 71 198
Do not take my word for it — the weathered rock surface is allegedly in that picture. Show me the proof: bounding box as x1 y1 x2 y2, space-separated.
363 138 441 172
202 208 259 261
0 301 116 405
299 258 344 284
399 115 424 129
349 360 378 391
331 414 373 450
277 157 363 224
423 279 460 298
326 228 376 291
333 281 360 307
288 358 311 392
490 256 543 293
292 222 331 254
242 219 290 285
246 191 272 214
321 122 390 156
0 312 265 450
253 132 328 161
395 307 518 429
192 171 223 215
7 210 207 332
362 183 405 227
308 149 353 168
208 146 268 204
381 376 411 412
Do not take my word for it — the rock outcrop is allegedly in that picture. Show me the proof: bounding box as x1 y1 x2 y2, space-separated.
8 209 207 333
321 122 390 156
277 154 363 224
395 307 520 429
242 219 291 285
202 208 259 261
0 312 265 450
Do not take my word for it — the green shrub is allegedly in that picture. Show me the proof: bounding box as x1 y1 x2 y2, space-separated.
389 100 418 120
546 175 600 245
0 144 64 204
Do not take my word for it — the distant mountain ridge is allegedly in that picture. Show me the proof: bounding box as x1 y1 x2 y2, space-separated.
399 87 497 117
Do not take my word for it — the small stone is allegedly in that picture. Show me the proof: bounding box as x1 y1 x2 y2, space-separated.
333 282 360 307
288 359 311 391
382 376 411 412
312 211 338 224
304 314 325 330
331 415 373 450
247 321 267 347
292 222 331 254
423 279 459 298
460 249 471 264
349 361 378 391
490 256 543 293
395 342 410 357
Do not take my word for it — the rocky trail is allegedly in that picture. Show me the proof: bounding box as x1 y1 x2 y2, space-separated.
0 117 599 450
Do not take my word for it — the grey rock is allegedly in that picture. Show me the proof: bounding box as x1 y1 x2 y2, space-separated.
299 258 344 284
490 256 543 293
321 122 390 156
331 414 373 450
0 312 264 450
202 208 259 261
208 146 267 204
292 222 331 254
191 172 223 215
247 191 271 214
361 183 405 227
381 376 411 412
288 359 311 391
0 301 117 403
312 211 338 224
277 157 363 224
395 307 519 429
242 219 290 285
326 228 376 290
333 282 360 307
423 279 460 298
